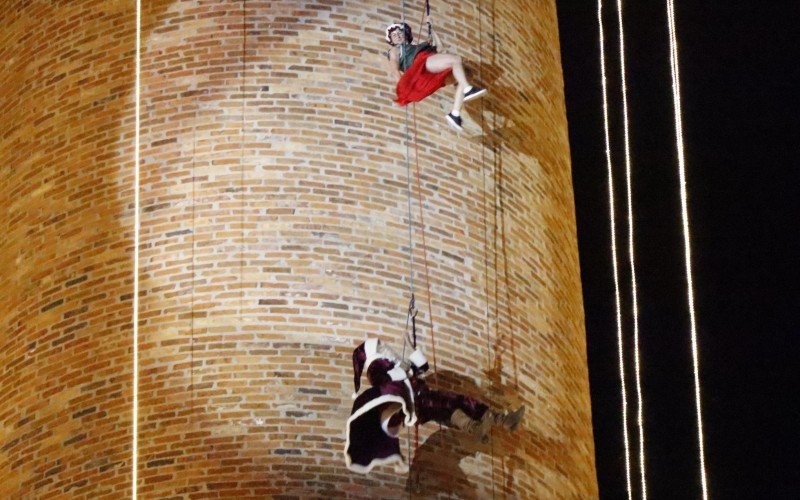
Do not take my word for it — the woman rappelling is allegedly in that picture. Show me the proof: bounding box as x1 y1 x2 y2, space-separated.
384 19 487 132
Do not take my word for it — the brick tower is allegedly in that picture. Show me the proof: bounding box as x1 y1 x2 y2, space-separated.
1 1 596 497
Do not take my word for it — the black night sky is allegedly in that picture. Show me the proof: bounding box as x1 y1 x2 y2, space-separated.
557 2 800 498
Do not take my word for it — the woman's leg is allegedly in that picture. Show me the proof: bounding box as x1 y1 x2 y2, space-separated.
425 53 468 114
416 387 489 424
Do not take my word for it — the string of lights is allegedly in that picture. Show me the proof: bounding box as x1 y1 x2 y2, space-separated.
133 0 141 497
613 1 648 497
597 2 633 498
666 2 709 498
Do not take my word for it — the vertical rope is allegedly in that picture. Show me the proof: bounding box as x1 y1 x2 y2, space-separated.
239 0 247 321
478 0 493 379
190 101 197 419
488 1 503 488
132 0 141 496
615 0 647 496
411 105 438 376
666 2 708 497
496 148 518 387
597 1 633 497
398 0 419 482
477 1 497 496
404 105 416 298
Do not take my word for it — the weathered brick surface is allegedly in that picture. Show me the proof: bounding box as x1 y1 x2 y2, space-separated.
0 1 143 498
2 0 596 498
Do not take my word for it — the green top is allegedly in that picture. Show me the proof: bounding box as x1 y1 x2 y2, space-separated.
399 42 434 72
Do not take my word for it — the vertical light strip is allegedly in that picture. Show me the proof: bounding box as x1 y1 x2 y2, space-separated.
615 1 647 497
133 0 141 497
597 2 633 498
666 3 709 498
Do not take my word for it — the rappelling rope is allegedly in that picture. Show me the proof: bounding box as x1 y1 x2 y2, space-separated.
238 0 248 327
410 104 439 376
477 0 498 496
399 0 422 482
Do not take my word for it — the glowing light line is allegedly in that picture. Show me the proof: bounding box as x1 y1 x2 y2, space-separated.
666 3 709 497
133 0 141 497
598 1 633 498
615 1 647 496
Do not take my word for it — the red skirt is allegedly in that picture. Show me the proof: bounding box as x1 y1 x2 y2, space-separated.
395 50 452 106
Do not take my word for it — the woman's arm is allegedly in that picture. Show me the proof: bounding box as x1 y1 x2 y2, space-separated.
430 26 442 48
386 47 402 82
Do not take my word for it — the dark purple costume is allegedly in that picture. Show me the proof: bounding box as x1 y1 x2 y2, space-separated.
344 339 489 474
413 377 488 425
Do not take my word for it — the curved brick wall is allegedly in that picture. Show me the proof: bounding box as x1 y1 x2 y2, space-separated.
1 0 596 498
0 1 143 497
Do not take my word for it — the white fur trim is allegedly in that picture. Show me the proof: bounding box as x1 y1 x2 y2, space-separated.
364 338 378 357
351 392 358 400
409 349 427 368
387 366 407 381
403 379 415 425
380 406 403 437
382 420 402 437
362 338 382 376
346 453 406 474
343 392 417 474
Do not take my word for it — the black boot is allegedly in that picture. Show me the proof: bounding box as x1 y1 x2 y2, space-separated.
450 409 492 440
493 405 525 431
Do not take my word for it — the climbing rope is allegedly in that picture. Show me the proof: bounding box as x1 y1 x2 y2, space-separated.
239 0 247 322
477 1 498 495
398 0 445 488
190 101 198 420
410 104 439 375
